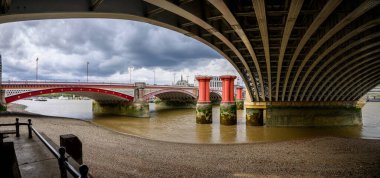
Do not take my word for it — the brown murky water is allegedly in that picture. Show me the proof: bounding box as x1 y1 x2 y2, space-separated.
15 100 380 143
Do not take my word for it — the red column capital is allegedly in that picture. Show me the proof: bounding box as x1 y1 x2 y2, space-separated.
221 75 237 103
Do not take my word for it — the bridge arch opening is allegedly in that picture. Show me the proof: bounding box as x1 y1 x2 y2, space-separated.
210 91 222 104
0 9 248 99
5 87 134 103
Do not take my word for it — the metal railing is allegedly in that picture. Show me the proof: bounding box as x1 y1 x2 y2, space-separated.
1 118 90 178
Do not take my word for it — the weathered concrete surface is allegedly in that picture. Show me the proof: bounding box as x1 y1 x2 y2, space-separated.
93 101 149 118
236 100 244 110
154 99 195 110
196 103 212 124
266 106 362 127
220 102 237 125
246 108 264 126
3 134 62 178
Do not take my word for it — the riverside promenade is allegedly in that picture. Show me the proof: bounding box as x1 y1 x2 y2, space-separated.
1 114 380 177
3 134 63 177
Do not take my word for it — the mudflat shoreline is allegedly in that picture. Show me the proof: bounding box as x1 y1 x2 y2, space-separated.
1 104 380 177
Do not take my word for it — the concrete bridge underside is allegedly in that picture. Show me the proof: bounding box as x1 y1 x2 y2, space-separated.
0 0 379 103
1 0 379 126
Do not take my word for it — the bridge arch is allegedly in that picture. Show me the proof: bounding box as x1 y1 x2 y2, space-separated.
210 91 222 104
5 87 134 103
0 2 255 101
0 1 379 102
143 89 196 102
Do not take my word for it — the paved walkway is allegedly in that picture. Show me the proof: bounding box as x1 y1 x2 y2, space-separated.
3 133 70 178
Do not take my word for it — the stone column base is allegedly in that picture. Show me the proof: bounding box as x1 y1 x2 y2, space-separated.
220 102 237 125
196 103 212 124
92 101 150 118
236 100 244 110
246 108 264 126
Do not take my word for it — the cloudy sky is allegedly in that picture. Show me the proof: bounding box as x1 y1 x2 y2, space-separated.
0 19 239 85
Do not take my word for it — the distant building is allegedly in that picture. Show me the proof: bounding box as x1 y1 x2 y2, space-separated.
176 75 191 87
194 76 223 91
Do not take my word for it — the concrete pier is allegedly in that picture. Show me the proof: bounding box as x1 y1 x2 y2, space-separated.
220 75 237 125
195 76 212 124
92 101 149 117
244 101 362 127
245 105 264 126
92 82 150 118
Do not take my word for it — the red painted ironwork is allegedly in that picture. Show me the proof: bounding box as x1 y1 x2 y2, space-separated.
5 87 134 103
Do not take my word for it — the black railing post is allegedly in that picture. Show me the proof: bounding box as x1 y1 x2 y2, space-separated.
58 147 68 178
15 118 20 137
28 119 32 138
79 165 89 178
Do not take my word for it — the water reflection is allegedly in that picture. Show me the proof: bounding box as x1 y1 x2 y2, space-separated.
14 100 380 143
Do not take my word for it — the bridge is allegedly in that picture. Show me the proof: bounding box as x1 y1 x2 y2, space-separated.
0 0 379 126
0 80 224 117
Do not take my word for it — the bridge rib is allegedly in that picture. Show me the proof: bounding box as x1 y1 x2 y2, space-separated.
90 0 104 11
276 0 304 101
343 68 380 101
288 0 379 101
144 0 261 101
252 0 271 100
329 57 380 101
297 19 380 101
351 77 380 101
312 43 380 101
304 33 380 101
281 0 342 101
208 0 264 101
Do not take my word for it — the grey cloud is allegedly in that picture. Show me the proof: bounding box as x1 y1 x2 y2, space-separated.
0 19 221 81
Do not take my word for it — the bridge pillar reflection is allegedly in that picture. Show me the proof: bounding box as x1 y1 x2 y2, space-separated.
235 86 244 110
195 76 212 124
220 75 237 125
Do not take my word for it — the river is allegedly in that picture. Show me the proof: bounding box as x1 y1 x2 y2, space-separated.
14 99 380 143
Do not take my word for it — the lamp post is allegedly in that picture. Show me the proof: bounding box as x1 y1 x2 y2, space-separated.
128 67 134 84
36 58 39 81
153 69 156 85
173 73 176 85
86 61 89 82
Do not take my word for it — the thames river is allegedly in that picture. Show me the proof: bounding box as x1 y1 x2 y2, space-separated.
14 99 380 143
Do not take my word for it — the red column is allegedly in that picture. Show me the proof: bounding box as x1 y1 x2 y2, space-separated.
220 75 237 103
196 76 212 103
236 86 243 100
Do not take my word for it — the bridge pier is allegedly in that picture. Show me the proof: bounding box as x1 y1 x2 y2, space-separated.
195 76 212 124
244 100 363 127
154 98 195 110
235 86 244 110
220 75 237 125
92 82 149 118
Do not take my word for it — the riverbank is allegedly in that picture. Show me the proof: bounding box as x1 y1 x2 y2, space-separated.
2 103 380 177
0 114 379 177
